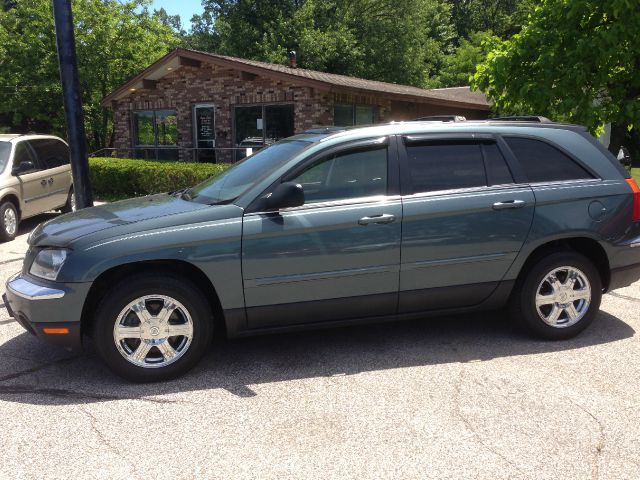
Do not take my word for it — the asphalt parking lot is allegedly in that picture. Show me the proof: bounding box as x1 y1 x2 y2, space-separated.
1 213 639 479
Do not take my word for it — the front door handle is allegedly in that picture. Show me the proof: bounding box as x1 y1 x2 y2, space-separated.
48 177 54 184
492 200 526 210
358 214 396 226
40 179 47 187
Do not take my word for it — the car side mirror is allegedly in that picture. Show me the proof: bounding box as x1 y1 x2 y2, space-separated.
12 160 35 175
617 146 632 167
266 182 305 210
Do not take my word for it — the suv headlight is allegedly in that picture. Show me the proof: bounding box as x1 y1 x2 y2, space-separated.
29 249 69 280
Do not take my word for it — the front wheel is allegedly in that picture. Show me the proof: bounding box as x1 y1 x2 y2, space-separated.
93 274 214 382
0 201 19 242
509 251 602 340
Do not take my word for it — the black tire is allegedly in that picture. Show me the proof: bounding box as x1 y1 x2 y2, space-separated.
60 187 75 214
0 201 19 242
509 251 602 340
93 273 214 382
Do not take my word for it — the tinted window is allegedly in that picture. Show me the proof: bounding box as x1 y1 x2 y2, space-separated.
13 142 38 170
291 147 387 203
406 142 486 193
483 143 513 185
28 138 69 169
505 137 593 183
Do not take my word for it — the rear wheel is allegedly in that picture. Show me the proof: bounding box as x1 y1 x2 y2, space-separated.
510 251 602 339
60 187 76 214
93 273 214 382
0 201 18 242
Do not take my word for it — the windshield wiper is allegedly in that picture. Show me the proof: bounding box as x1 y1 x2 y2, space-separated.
171 188 192 201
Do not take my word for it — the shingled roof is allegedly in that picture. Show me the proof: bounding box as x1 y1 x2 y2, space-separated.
102 48 490 110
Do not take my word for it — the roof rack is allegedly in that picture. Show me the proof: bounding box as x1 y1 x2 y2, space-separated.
413 115 466 122
304 127 349 134
489 116 552 123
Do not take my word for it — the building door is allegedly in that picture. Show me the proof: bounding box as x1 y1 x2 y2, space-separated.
193 104 216 163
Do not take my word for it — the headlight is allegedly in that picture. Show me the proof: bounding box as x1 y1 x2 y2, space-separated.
29 249 69 280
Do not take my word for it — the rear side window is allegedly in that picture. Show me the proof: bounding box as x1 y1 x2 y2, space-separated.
405 142 487 193
27 138 70 169
504 137 593 183
483 143 514 185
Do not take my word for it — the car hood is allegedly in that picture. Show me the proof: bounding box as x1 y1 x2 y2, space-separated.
29 194 212 247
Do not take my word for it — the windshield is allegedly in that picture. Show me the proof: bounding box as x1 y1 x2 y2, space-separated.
188 139 313 205
0 142 10 173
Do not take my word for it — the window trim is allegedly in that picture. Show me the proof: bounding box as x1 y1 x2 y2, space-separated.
131 109 179 148
499 133 601 183
245 136 399 214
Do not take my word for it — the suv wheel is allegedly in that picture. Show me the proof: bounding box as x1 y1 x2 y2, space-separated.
93 274 214 382
60 188 76 214
510 251 602 340
0 201 18 242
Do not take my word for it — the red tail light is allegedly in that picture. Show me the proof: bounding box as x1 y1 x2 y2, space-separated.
626 178 640 221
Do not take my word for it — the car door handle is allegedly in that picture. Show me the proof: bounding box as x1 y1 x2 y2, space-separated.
40 179 47 186
48 177 54 184
358 214 396 226
492 200 526 210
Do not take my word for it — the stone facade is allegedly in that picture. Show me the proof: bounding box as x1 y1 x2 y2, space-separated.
110 62 486 161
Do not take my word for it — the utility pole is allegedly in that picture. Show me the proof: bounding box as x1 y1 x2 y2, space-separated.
52 0 93 209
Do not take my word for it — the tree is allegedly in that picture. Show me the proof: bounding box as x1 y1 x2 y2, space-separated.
446 0 537 40
472 0 640 154
437 31 496 87
197 0 455 88
0 0 179 150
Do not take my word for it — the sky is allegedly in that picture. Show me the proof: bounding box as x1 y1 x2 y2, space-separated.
151 0 203 24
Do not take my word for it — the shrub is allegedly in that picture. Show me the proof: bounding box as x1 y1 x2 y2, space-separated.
89 157 232 198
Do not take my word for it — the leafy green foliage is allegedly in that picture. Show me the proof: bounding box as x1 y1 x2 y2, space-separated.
0 0 179 150
438 31 497 87
198 0 455 88
89 157 231 198
472 0 640 136
445 0 537 40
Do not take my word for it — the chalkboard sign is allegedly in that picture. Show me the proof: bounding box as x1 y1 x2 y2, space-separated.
196 106 215 144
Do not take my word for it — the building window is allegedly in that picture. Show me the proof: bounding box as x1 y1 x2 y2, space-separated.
333 104 376 126
234 104 294 160
133 110 178 147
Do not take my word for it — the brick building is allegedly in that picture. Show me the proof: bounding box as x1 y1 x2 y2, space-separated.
102 48 491 161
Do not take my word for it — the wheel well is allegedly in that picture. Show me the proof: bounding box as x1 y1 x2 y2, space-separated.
519 238 610 290
80 260 226 338
1 194 21 218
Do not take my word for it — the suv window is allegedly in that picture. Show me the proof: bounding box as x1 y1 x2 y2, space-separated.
290 146 387 204
28 138 70 169
406 141 487 193
483 143 514 185
504 137 593 183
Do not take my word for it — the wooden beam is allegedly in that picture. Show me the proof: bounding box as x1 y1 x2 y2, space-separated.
179 56 201 68
142 79 157 90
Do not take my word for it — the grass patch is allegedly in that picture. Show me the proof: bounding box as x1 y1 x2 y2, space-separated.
89 157 232 199
631 168 640 184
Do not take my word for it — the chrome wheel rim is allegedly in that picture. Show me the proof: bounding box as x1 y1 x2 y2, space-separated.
3 207 16 236
535 266 591 328
113 295 194 368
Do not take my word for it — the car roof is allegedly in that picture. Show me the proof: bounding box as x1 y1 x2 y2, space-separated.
0 134 67 144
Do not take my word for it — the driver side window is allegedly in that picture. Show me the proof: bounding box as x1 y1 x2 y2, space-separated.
291 146 388 204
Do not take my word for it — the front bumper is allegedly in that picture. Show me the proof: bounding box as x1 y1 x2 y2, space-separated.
3 273 92 351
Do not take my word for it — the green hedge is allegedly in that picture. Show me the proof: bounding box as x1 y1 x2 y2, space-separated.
632 168 640 185
89 157 231 198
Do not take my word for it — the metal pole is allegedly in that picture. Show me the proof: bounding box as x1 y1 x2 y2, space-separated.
52 0 93 209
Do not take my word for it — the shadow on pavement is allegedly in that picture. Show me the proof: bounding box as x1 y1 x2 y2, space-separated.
0 309 634 405
17 212 60 237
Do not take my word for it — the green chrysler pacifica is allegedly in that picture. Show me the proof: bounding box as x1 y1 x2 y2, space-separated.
4 119 640 381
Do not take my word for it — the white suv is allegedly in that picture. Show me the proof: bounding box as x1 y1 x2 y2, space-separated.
0 134 74 242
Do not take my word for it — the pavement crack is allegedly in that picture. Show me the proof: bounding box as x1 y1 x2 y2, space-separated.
0 356 77 382
567 398 605 480
607 291 640 303
78 404 141 479
453 368 527 477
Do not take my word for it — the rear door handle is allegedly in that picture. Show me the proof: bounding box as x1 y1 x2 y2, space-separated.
40 179 47 187
48 177 54 184
492 200 526 210
358 214 396 226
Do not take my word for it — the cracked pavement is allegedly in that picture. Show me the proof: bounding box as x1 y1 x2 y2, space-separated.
1 213 640 479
